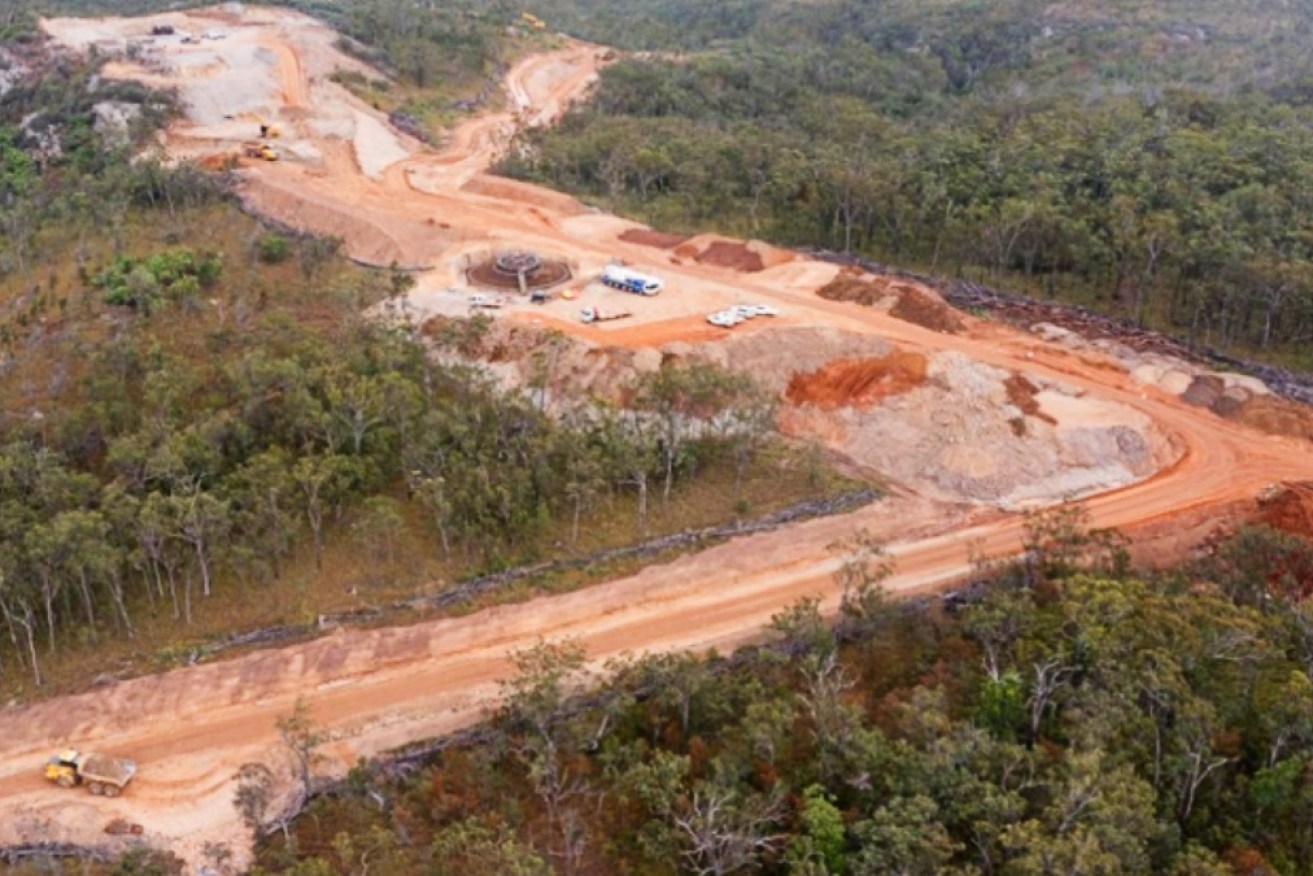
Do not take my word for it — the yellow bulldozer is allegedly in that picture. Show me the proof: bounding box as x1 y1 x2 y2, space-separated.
242 141 279 162
45 749 137 797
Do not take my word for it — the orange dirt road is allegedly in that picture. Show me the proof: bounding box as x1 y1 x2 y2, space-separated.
13 9 1313 868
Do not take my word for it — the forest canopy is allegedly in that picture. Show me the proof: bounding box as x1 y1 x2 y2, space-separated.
502 0 1313 365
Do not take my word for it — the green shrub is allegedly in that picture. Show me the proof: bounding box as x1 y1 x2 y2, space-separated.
95 248 223 311
258 233 292 264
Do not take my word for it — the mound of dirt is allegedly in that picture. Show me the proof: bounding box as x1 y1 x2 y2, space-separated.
694 241 766 273
619 228 689 249
786 353 927 410
1258 483 1313 538
889 286 966 334
817 271 965 333
1230 395 1313 442
817 271 885 306
1181 375 1225 409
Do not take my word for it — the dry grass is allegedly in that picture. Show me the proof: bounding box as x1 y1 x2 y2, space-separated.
0 200 382 428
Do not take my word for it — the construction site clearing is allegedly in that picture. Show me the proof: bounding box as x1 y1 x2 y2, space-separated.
6 5 1313 871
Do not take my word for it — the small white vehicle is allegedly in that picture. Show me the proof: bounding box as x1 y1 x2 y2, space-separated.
468 293 504 309
707 310 743 328
747 303 780 317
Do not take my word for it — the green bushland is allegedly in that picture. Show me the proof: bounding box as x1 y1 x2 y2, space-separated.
500 0 1313 369
237 511 1313 875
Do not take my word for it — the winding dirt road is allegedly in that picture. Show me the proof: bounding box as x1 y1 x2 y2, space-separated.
11 9 1313 869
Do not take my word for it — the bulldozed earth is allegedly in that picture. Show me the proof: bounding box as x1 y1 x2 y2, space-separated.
4 5 1313 870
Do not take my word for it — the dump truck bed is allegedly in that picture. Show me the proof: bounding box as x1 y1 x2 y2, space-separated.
78 754 137 787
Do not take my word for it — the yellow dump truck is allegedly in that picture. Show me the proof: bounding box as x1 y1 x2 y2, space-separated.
44 750 137 797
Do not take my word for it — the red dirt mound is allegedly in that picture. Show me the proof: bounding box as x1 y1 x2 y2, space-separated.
1258 483 1313 538
889 287 966 334
1229 395 1313 443
695 241 766 272
817 272 965 333
817 270 882 305
786 352 928 411
619 228 689 249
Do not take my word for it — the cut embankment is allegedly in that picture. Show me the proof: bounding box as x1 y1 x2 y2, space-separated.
447 321 1171 509
779 346 1170 507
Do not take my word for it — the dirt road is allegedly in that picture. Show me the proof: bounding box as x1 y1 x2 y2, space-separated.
16 8 1313 869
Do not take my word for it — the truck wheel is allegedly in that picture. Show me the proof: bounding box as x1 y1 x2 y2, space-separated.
102 784 121 798
87 782 104 795
56 774 75 788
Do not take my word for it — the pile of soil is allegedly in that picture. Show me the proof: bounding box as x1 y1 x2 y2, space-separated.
694 240 766 273
1175 372 1313 443
1258 483 1313 538
1230 395 1313 442
619 228 688 249
889 286 966 334
816 271 884 305
786 353 927 411
817 271 965 333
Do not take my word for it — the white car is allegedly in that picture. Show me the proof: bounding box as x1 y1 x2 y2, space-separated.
730 305 759 320
747 303 780 317
707 310 743 328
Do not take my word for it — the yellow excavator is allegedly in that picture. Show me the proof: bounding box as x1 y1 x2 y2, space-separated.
521 12 547 30
237 112 281 138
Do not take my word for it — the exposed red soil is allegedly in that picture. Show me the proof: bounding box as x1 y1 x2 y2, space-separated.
1257 482 1313 538
816 270 879 304
889 286 966 334
1230 395 1313 443
694 240 766 272
199 151 238 171
785 352 928 410
817 271 965 333
1005 375 1058 426
618 228 689 249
